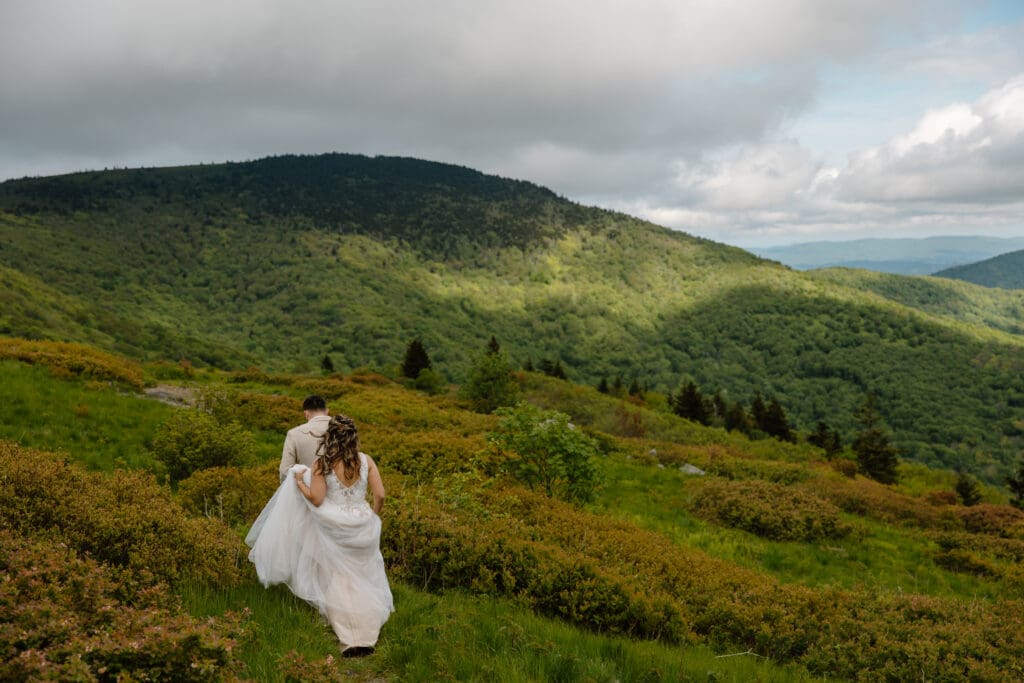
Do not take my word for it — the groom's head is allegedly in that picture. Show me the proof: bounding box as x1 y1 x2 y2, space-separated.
302 395 328 420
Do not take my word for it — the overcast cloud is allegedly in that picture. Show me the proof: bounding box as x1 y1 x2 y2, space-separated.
1 0 1022 246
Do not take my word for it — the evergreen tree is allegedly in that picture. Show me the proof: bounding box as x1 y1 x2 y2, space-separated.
320 353 335 374
672 381 710 425
750 392 768 432
1007 463 1024 510
523 358 535 372
711 391 729 422
723 400 752 434
760 397 795 442
628 376 642 397
597 376 609 394
401 338 431 379
852 393 900 485
461 342 518 413
539 358 567 380
486 335 501 355
809 420 843 458
954 471 982 507
611 374 624 396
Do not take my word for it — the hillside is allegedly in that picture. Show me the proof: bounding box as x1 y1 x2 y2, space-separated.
934 249 1024 289
2 341 1024 681
2 154 1024 482
752 236 1024 274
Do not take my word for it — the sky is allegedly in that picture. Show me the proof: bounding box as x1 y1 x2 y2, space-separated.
1 1 1023 247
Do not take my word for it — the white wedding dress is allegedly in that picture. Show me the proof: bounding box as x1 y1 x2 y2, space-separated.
245 453 394 648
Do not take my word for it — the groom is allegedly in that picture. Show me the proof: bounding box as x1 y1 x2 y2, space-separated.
279 395 331 483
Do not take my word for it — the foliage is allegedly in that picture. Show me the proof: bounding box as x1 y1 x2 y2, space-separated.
807 420 842 458
691 478 852 542
151 408 256 483
401 338 432 379
0 336 143 389
412 367 448 395
671 380 710 425
178 462 280 530
488 402 599 503
0 440 247 588
852 393 901 484
956 504 1024 538
1008 462 1024 509
3 159 1024 482
0 529 249 682
460 345 519 413
955 471 983 506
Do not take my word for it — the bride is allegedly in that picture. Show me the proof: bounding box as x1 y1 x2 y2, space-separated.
246 414 394 656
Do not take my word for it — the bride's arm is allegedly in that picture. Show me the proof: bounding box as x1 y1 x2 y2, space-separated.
367 456 385 515
295 468 327 507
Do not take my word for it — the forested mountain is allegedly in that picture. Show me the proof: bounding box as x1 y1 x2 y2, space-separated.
934 249 1024 289
2 153 1023 481
753 236 1024 274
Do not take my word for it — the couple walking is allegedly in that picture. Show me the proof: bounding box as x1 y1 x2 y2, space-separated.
246 395 394 657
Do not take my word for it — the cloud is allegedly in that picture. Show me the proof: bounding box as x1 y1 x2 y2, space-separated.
835 74 1024 203
0 0 931 181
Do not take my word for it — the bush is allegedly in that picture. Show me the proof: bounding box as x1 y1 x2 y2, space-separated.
178 462 280 529
957 504 1024 538
0 529 248 682
412 367 448 395
488 403 599 504
0 440 247 588
805 474 961 531
691 479 853 542
0 336 143 389
151 409 255 483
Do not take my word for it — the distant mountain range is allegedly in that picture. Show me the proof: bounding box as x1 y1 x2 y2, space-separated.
752 236 1024 275
2 153 1024 481
934 249 1024 290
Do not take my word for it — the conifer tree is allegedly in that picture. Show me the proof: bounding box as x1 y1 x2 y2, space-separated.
761 397 795 442
523 358 535 372
486 335 501 355
320 353 335 374
750 392 768 432
611 374 624 396
724 401 752 434
852 393 900 484
628 376 642 397
672 381 710 425
809 420 843 458
597 376 609 394
955 471 982 507
401 338 431 379
539 358 567 380
1007 463 1024 509
461 339 518 413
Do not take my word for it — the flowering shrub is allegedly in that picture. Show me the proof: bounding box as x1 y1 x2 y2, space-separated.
0 441 246 588
0 336 143 389
691 478 852 542
0 529 249 682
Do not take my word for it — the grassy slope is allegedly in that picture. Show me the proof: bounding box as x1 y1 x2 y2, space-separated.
2 157 1023 481
3 345 1024 680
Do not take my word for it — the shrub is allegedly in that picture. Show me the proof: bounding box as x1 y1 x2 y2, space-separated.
0 440 246 588
151 408 255 483
0 336 143 389
178 462 280 529
957 504 1024 538
691 479 852 542
0 530 249 682
412 367 448 395
805 474 961 531
488 403 599 504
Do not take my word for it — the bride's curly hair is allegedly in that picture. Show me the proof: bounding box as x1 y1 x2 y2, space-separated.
315 414 360 477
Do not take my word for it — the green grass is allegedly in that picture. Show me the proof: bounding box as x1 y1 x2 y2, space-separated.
592 452 1010 600
181 580 820 682
0 360 173 469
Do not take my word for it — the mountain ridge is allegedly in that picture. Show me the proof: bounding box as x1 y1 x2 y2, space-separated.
2 153 1023 481
934 248 1024 289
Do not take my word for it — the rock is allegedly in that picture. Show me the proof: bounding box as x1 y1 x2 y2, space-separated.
679 463 706 476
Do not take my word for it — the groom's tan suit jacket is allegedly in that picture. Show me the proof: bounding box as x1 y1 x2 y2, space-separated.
279 414 331 483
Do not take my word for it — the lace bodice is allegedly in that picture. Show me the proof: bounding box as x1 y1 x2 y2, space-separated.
325 452 369 508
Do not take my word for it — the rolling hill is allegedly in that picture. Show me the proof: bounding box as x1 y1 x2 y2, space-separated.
2 153 1023 482
934 248 1024 289
752 236 1024 274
